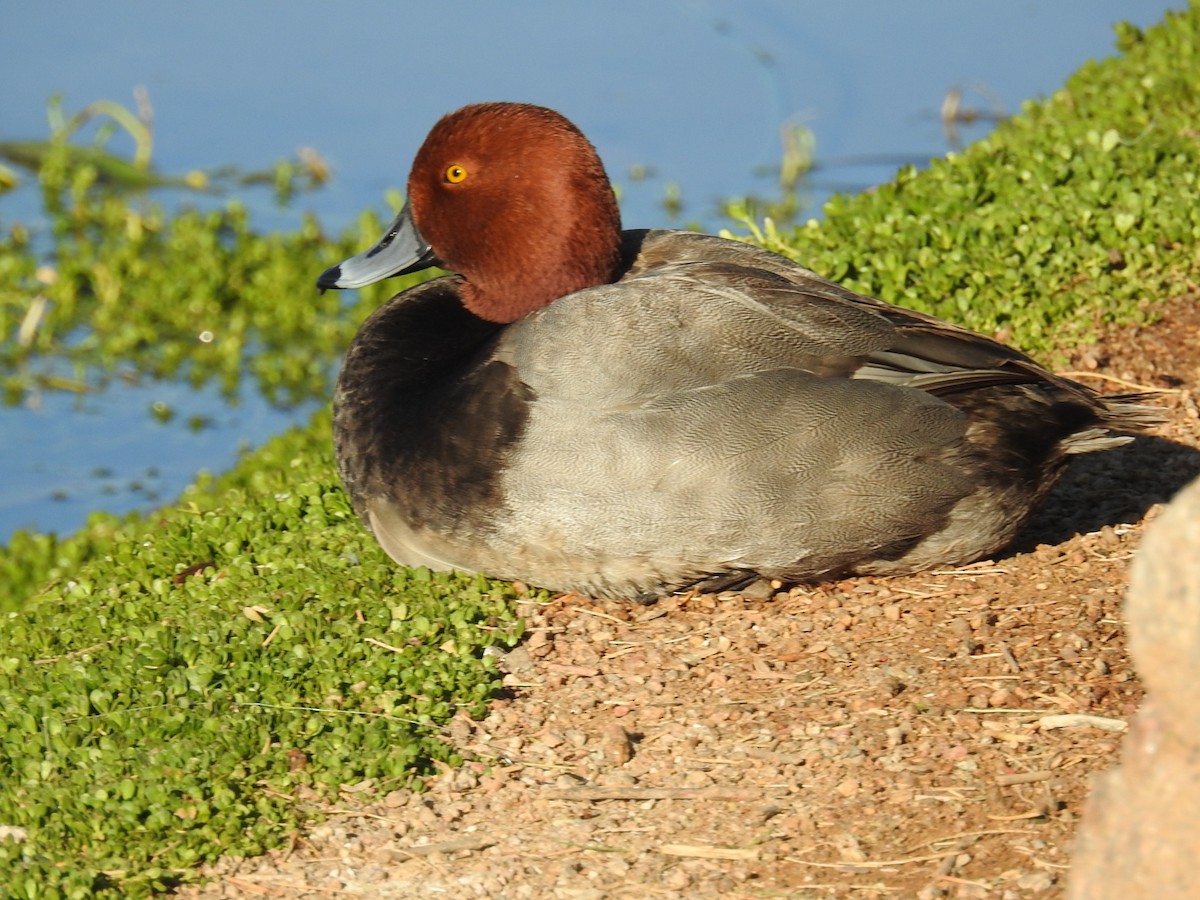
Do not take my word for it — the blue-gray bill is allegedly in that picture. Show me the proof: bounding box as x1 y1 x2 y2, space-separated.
317 200 439 291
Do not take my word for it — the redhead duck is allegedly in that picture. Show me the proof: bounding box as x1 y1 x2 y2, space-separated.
318 102 1157 600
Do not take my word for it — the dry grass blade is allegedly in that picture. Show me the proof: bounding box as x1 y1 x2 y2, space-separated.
786 851 957 869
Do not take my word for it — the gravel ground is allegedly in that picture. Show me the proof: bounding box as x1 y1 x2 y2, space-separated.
180 292 1200 899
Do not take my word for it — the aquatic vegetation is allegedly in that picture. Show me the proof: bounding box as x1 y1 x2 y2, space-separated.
0 93 412 409
0 91 328 199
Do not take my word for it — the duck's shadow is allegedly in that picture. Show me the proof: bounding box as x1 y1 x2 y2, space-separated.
1010 434 1200 554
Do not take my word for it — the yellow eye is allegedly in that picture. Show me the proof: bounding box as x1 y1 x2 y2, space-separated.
444 164 468 184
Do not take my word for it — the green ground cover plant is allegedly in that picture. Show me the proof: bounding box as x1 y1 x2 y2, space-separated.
725 10 1200 356
0 4 1197 895
1 418 528 897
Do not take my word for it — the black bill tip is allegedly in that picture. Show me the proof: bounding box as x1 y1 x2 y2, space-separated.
316 263 345 292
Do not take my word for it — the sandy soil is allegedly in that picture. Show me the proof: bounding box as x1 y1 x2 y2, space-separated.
180 292 1200 899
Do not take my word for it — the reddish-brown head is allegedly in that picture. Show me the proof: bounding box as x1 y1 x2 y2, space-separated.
406 102 624 323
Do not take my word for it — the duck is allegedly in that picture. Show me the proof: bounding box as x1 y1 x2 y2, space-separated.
317 101 1158 600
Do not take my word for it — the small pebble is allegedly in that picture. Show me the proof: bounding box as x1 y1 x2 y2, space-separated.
601 723 633 765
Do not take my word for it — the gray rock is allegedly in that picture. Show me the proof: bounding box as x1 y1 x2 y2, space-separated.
1069 475 1200 899
1126 480 1200 738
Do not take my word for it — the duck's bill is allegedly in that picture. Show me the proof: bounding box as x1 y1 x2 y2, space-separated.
316 200 440 291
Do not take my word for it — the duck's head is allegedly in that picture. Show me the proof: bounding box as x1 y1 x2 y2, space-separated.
317 102 624 323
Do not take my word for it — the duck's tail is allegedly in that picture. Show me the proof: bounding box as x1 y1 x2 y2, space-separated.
1064 391 1166 455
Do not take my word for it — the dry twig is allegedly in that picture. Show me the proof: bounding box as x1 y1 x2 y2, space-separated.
658 843 759 860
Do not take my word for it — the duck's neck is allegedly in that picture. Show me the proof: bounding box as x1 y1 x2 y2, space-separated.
456 220 624 324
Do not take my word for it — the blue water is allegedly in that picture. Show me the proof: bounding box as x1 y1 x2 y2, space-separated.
0 0 1181 543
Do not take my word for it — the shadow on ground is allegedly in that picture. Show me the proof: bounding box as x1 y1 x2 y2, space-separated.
1013 433 1200 554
